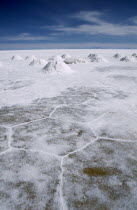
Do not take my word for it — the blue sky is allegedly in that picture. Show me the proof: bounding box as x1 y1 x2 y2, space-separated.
1 0 137 49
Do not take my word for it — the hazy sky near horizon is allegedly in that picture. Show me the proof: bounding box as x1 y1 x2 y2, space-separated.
1 0 137 49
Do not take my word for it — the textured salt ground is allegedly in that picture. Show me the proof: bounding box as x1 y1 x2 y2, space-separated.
0 126 8 152
0 103 52 126
51 87 130 124
63 139 137 210
90 110 137 140
0 80 34 91
0 86 130 126
0 96 63 126
11 118 95 156
0 85 137 210
0 149 61 210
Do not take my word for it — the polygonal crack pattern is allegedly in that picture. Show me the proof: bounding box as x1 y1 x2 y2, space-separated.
50 87 130 123
91 110 137 140
0 103 52 126
0 149 60 210
51 105 101 123
0 86 136 210
63 139 137 209
11 118 95 156
0 126 9 152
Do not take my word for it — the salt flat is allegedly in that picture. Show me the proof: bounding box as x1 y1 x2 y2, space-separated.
0 49 137 209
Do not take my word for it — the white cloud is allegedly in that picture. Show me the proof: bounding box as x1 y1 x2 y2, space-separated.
51 24 137 36
42 11 137 36
129 16 137 24
40 24 64 29
70 11 105 24
3 33 54 41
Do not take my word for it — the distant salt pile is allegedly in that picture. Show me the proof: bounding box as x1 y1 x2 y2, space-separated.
29 59 37 66
132 53 137 59
29 59 39 66
132 53 137 57
25 55 37 60
29 58 47 66
88 54 108 63
25 56 30 60
113 53 123 59
120 56 130 62
48 55 63 61
61 54 71 59
64 57 88 64
39 59 48 65
120 56 136 62
11 55 23 61
42 56 73 74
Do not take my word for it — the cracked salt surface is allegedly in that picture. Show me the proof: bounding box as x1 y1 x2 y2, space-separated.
0 149 61 209
90 109 137 140
63 139 137 209
0 49 137 209
11 118 95 156
0 126 9 152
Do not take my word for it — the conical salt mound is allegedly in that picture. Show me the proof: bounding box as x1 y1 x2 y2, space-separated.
120 56 133 62
48 55 63 62
29 59 47 66
25 55 37 60
39 59 48 65
42 56 73 74
113 53 123 59
132 53 137 57
64 57 88 64
29 59 38 66
88 54 108 62
132 53 137 59
61 54 71 59
11 55 23 61
25 56 30 60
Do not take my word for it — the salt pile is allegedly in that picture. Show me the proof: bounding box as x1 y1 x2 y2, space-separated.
29 59 37 66
42 56 73 74
64 57 88 64
11 55 23 61
113 53 123 59
132 53 137 57
25 55 37 60
29 59 47 66
120 56 134 62
88 54 108 62
132 53 137 60
48 55 63 61
39 59 48 65
25 56 30 60
61 54 71 59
